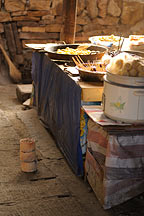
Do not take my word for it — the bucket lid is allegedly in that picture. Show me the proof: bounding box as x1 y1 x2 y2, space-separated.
106 72 144 87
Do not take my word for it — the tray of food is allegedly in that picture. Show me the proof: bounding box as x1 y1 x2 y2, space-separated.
44 43 107 61
89 34 124 48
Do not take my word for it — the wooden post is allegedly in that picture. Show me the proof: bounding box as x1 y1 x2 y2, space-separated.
60 0 78 44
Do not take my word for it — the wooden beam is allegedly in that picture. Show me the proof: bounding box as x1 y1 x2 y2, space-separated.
12 22 23 54
4 23 16 57
61 0 78 44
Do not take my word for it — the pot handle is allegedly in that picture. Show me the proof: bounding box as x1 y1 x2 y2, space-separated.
134 91 144 96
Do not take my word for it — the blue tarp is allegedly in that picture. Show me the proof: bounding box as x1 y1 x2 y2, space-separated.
31 52 83 175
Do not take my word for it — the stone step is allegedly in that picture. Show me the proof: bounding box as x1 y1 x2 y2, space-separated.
16 84 32 103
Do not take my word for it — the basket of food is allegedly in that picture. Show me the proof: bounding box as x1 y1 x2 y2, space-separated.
73 56 106 82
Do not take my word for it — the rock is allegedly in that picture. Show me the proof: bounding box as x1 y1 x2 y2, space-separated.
121 0 144 25
51 0 63 16
77 10 91 25
77 0 86 16
97 0 108 18
11 11 27 17
86 0 98 19
22 26 46 33
130 19 144 34
76 25 83 33
0 11 11 22
45 24 62 33
42 14 54 20
83 23 101 33
96 16 119 26
16 84 32 103
27 11 49 17
14 54 25 65
29 0 51 10
5 0 26 12
22 98 32 109
17 21 40 27
108 0 121 17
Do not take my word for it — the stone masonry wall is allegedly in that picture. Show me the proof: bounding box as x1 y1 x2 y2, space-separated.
0 0 144 82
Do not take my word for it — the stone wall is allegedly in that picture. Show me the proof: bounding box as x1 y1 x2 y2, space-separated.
0 0 144 82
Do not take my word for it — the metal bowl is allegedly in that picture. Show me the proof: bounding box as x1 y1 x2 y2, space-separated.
76 63 106 82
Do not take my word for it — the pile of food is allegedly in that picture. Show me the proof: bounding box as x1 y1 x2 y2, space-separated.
128 35 144 51
89 34 123 48
106 52 144 77
95 34 121 42
56 47 92 55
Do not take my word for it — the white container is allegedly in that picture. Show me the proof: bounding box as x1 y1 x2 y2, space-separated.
103 74 144 123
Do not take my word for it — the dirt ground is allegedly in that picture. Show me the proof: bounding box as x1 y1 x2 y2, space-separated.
0 62 144 216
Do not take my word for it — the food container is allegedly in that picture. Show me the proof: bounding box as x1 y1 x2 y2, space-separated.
89 35 123 48
76 67 106 82
44 44 107 61
76 62 106 82
102 73 144 123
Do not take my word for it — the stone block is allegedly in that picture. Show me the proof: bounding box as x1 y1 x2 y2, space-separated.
45 24 62 33
29 0 51 10
5 0 26 12
121 0 144 25
0 11 11 22
16 84 32 103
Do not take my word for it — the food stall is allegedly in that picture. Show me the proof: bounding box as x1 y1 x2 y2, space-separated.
29 32 144 209
31 43 106 176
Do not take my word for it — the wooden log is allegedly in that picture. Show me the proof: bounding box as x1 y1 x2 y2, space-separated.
4 23 16 57
12 22 23 54
20 32 59 40
17 21 40 27
60 0 78 44
12 16 40 21
22 26 46 33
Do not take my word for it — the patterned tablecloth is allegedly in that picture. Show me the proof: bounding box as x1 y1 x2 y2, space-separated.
84 106 144 209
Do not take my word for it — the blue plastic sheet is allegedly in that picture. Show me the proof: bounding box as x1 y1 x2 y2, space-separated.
31 52 83 175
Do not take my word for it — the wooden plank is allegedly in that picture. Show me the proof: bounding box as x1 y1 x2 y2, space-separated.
22 26 46 33
12 22 23 54
4 23 16 57
12 16 40 21
19 32 59 40
60 0 78 43
17 21 40 27
78 81 104 102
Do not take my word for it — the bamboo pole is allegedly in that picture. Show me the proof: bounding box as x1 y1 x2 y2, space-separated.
60 0 78 44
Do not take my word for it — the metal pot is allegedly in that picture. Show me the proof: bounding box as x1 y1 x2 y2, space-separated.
103 74 144 123
44 44 107 61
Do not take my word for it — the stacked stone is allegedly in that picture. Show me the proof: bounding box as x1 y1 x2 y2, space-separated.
20 138 37 172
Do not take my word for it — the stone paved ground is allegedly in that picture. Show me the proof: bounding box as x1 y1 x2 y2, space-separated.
0 63 144 216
